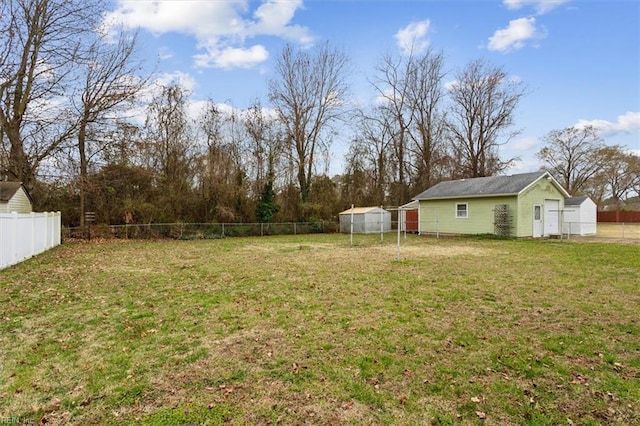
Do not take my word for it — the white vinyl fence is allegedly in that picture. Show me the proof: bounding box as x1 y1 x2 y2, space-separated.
0 212 61 270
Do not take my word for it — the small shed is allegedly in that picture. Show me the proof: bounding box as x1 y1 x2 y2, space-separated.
339 206 391 234
0 182 33 213
563 196 597 236
399 200 419 233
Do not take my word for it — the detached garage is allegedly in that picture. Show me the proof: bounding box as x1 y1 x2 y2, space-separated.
413 171 570 238
339 206 391 234
563 196 597 236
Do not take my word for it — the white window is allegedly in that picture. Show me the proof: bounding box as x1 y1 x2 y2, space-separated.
534 205 541 220
456 203 468 218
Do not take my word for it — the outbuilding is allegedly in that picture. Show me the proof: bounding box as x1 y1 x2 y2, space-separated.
413 171 570 238
0 182 33 213
399 200 419 233
339 206 391 234
563 196 597 236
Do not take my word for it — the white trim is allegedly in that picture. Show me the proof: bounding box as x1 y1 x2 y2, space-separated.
519 172 571 198
455 202 468 219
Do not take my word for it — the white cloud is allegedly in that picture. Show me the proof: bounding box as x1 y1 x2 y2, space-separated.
374 87 396 105
444 79 458 92
488 17 543 53
511 136 539 151
102 0 312 69
158 47 173 61
503 0 569 15
395 20 431 55
155 71 197 93
250 0 314 47
574 112 640 136
504 157 544 174
194 45 269 70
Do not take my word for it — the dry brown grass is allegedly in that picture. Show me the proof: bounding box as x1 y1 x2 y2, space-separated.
596 222 640 239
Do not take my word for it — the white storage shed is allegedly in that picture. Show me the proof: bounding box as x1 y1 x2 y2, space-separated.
339 206 391 234
563 196 597 236
0 182 33 213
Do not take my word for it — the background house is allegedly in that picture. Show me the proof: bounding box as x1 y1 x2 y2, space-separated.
0 182 33 213
413 171 570 238
339 206 391 234
563 196 597 236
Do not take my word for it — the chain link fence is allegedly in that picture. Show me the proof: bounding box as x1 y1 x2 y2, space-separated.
63 220 639 242
64 221 340 240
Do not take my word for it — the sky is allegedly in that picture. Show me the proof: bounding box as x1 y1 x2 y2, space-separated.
102 0 640 176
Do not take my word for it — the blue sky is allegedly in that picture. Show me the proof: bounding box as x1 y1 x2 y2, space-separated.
103 0 640 175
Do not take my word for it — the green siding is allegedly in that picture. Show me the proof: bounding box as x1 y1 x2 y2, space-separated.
515 179 565 237
418 179 567 237
419 196 517 236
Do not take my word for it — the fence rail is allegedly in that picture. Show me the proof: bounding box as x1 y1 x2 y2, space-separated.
0 212 62 270
65 221 340 240
62 220 640 242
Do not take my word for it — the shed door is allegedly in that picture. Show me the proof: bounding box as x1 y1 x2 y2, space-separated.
544 199 560 236
533 204 543 238
405 210 418 232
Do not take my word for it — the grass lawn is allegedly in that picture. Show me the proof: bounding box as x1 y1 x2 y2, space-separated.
0 234 638 425
596 223 640 240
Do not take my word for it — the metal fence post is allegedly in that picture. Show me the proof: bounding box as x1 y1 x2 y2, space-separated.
380 205 384 242
350 204 354 246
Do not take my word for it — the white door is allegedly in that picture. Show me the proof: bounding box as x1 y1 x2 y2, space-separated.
533 204 543 238
544 199 560 236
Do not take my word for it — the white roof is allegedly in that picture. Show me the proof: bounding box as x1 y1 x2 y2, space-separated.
339 206 388 215
399 200 419 210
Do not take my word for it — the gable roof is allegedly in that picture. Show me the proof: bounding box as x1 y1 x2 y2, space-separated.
399 200 419 210
339 206 388 215
414 171 569 201
565 196 590 206
0 182 27 203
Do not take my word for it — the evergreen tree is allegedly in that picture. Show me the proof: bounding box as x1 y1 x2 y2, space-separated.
256 175 279 223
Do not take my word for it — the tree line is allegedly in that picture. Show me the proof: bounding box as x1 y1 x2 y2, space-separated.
1 0 637 228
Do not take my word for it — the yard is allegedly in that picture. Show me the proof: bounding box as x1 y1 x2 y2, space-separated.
594 222 640 240
0 234 638 424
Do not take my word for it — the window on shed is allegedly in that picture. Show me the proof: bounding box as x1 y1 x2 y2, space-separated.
456 203 468 218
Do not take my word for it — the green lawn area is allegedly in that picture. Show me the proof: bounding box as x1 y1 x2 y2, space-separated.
1 234 638 425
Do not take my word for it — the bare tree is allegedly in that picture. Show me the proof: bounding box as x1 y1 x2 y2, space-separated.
368 48 448 202
268 43 350 203
0 0 101 189
585 146 639 209
244 100 285 193
194 100 248 222
73 29 147 225
145 84 195 221
537 126 604 195
371 52 413 198
447 59 525 177
345 106 394 205
405 50 448 191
